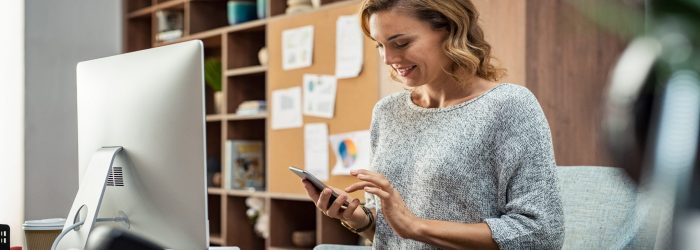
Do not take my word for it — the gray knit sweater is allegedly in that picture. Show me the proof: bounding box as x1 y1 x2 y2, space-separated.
364 83 564 249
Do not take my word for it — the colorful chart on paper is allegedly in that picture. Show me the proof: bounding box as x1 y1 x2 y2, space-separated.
338 139 357 168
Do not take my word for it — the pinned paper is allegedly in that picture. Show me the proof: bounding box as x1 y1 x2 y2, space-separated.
271 87 303 130
330 130 371 175
283 25 314 70
335 15 364 79
304 123 329 181
303 74 337 118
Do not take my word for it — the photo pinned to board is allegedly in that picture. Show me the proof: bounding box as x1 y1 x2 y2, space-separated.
330 130 370 175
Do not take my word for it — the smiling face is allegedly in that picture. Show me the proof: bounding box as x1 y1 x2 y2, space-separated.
369 9 453 88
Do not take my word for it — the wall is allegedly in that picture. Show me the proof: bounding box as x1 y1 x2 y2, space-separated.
525 0 628 166
24 0 122 220
0 0 25 246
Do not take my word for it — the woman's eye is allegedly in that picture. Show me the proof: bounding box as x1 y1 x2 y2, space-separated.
395 42 408 48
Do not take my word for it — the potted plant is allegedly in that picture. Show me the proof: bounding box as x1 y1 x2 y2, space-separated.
204 58 223 114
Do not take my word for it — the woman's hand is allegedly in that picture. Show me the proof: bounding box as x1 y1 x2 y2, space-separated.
301 179 369 229
345 169 421 239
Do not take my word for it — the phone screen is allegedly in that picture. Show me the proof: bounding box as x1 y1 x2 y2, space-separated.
289 166 348 208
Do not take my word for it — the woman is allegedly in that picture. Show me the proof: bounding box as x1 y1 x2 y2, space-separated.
302 0 564 249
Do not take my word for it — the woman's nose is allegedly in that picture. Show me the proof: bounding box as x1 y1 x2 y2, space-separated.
381 48 400 65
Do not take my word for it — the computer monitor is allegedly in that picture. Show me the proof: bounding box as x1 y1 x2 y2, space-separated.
56 40 209 250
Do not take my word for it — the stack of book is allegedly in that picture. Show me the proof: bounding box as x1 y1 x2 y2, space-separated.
236 100 267 115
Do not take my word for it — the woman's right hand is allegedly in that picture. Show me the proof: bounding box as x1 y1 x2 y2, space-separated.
301 179 369 229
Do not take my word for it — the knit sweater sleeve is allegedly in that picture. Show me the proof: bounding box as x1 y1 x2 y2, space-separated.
483 91 565 250
363 98 385 211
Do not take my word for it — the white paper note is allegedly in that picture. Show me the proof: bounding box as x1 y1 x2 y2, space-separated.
283 25 315 70
303 74 337 118
335 15 364 79
304 123 329 181
330 130 371 175
271 87 303 130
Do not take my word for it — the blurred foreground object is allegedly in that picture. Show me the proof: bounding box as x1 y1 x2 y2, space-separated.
85 226 163 250
604 0 700 249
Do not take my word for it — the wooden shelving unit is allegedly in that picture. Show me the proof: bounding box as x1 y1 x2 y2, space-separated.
123 0 361 249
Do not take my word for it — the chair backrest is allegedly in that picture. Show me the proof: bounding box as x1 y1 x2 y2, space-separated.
557 166 656 250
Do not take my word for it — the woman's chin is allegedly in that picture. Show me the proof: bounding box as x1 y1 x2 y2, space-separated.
402 80 424 88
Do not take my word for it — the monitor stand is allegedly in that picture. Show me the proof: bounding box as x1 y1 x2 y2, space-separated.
56 147 240 250
56 146 126 250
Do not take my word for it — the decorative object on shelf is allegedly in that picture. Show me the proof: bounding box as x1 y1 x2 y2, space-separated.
227 0 257 25
286 0 314 14
291 230 315 248
212 172 222 187
206 156 222 187
245 197 262 223
245 197 269 238
257 46 268 66
256 0 266 19
155 10 183 42
225 140 265 191
204 58 224 114
311 0 321 9
236 100 267 115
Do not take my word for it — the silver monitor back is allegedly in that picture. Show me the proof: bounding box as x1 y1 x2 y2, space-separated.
75 40 208 249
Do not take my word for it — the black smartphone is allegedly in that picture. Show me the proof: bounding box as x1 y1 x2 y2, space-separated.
289 166 349 208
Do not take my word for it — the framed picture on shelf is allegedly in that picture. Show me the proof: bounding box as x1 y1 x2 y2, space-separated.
155 10 184 42
225 140 265 191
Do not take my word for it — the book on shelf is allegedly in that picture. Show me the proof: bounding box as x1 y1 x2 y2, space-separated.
225 140 265 191
156 29 183 42
236 100 267 116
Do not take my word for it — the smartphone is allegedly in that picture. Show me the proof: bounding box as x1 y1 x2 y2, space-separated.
289 166 349 208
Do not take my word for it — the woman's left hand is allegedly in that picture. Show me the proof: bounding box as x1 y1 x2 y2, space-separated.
345 169 422 239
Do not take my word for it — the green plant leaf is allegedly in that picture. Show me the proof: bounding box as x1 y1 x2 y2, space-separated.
204 58 222 92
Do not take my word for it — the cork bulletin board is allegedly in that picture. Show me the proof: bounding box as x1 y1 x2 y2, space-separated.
267 1 381 197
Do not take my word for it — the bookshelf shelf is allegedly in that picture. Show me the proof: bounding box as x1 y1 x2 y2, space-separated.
127 7 153 18
208 187 225 195
155 0 186 10
206 114 225 122
157 19 267 47
225 113 268 121
267 193 311 202
227 189 267 198
225 65 267 77
210 235 224 245
226 18 267 33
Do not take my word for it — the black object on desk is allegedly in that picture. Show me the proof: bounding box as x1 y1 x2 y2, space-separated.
0 224 9 250
86 226 163 250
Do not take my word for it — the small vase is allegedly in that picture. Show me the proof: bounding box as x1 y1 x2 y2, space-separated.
213 91 225 114
257 47 268 66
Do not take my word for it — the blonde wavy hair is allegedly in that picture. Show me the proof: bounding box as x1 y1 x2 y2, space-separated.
359 0 505 83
